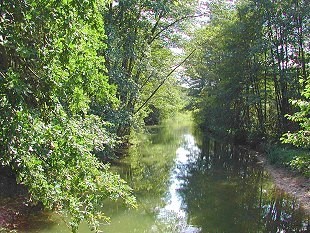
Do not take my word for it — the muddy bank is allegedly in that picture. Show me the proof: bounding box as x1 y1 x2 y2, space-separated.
254 152 310 215
0 166 42 231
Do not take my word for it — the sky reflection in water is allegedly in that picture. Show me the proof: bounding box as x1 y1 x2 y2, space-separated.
20 116 310 233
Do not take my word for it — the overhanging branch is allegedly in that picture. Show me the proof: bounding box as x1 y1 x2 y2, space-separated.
134 49 196 114
148 14 208 45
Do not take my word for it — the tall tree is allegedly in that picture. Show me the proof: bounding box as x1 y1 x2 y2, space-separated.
0 1 135 232
282 79 310 149
185 0 309 142
103 0 197 138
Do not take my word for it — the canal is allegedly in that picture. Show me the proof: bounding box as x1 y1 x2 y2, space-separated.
11 114 310 232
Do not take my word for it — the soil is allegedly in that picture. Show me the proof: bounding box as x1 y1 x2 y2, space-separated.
0 166 42 231
254 152 310 215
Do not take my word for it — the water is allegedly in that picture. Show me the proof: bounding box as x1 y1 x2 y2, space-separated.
3 114 310 232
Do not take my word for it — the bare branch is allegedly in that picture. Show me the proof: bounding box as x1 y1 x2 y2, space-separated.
134 49 196 114
148 14 207 45
27 66 42 80
0 71 7 82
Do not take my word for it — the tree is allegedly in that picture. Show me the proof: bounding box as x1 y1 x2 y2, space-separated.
0 0 136 232
103 0 197 137
185 0 309 143
282 79 310 148
280 79 310 176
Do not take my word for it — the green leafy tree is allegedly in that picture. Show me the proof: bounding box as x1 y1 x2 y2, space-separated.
186 0 309 143
0 0 136 232
103 0 197 136
282 79 310 148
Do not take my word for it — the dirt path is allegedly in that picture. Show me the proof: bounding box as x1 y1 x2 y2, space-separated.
255 153 310 215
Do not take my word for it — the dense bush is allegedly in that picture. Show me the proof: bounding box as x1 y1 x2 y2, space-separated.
0 1 136 232
266 145 310 177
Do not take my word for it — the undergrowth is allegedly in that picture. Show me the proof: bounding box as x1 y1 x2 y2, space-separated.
266 145 310 177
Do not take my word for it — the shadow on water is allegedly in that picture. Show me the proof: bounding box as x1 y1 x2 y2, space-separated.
2 114 309 232
100 115 309 233
177 133 309 233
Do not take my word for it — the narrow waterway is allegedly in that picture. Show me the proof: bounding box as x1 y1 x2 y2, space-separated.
5 114 310 232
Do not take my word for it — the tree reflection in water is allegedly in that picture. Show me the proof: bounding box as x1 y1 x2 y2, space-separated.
11 116 309 233
177 134 310 233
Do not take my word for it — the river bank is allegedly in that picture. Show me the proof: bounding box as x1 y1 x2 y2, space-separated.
252 151 310 215
0 166 34 232
0 114 309 232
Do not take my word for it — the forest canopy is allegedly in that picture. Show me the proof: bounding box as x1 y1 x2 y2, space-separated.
0 0 309 232
0 0 197 232
185 0 309 175
186 0 309 144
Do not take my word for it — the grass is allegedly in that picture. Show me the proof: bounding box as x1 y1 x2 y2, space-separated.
266 144 310 177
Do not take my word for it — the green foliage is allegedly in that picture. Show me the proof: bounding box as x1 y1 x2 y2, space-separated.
281 79 310 149
1 0 117 111
103 0 197 135
186 6 251 137
266 145 310 177
0 228 17 233
279 79 310 177
142 80 188 126
1 108 136 232
289 155 310 177
186 0 309 144
0 0 136 232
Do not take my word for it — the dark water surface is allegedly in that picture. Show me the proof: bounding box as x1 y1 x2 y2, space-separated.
6 115 310 232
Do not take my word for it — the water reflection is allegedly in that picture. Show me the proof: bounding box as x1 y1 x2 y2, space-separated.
113 121 309 233
177 134 309 233
103 115 195 233
7 115 309 233
158 134 201 233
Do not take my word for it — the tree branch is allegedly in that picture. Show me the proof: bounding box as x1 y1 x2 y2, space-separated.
134 49 196 114
148 14 207 45
139 71 156 91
